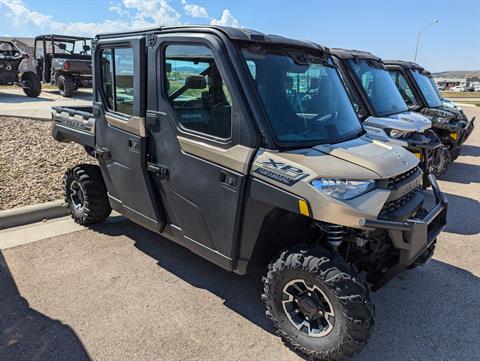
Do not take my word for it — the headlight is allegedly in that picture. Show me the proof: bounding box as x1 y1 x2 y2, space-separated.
389 129 409 138
311 179 375 200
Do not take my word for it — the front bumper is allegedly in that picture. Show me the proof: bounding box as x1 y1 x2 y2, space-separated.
362 174 448 290
459 116 475 146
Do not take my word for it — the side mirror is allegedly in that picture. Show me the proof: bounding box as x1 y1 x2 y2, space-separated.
83 45 91 52
58 43 67 50
185 75 207 90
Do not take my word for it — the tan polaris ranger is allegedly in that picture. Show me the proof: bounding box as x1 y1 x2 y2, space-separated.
51 26 447 360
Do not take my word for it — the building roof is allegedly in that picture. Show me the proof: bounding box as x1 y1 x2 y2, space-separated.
0 37 35 48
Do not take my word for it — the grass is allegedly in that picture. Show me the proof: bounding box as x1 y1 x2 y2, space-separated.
441 91 480 98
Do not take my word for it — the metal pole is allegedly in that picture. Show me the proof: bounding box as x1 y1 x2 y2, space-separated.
414 32 420 62
413 19 439 62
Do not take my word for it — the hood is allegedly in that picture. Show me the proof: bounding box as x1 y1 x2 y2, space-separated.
364 111 431 133
313 135 419 178
442 99 459 108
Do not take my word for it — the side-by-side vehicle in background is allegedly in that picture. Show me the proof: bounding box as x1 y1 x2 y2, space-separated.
331 49 447 180
386 60 475 160
34 34 93 97
0 40 41 97
51 26 447 360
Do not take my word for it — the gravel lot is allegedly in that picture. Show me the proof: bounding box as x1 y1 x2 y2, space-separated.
0 117 93 210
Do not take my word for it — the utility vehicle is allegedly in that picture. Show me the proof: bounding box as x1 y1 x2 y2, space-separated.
34 34 92 97
385 60 474 160
0 40 41 97
331 49 447 179
51 26 447 360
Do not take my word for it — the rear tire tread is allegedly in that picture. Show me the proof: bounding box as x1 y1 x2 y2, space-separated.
63 164 111 225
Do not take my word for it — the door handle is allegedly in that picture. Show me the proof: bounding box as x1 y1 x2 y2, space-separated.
147 162 169 178
128 138 139 151
220 171 238 189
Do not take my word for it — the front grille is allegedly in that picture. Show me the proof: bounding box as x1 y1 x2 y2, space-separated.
387 166 419 189
380 186 422 216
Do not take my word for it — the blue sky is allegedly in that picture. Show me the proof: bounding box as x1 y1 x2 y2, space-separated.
1 0 479 72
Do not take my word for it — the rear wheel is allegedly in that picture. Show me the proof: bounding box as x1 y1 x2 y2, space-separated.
58 75 74 97
63 164 111 225
263 246 374 360
21 71 41 97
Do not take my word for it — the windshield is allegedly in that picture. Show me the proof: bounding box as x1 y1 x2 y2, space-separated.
410 69 442 108
427 76 443 99
240 46 362 146
348 59 408 116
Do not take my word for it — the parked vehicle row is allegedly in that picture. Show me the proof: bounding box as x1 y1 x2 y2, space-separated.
49 26 472 360
0 34 92 98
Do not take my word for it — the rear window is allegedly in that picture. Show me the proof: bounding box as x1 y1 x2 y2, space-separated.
100 47 135 115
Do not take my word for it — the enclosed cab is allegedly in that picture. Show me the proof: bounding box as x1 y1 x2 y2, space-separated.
51 26 447 360
34 35 93 97
331 49 447 179
0 40 41 97
385 60 474 160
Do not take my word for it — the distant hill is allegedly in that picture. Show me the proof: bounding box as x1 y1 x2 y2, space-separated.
432 70 480 78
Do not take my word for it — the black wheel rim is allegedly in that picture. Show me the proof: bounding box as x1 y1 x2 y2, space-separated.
282 279 335 337
69 181 85 210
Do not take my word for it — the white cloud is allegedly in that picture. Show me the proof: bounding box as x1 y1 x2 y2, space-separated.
109 4 129 17
122 0 181 26
0 0 181 36
183 4 209 19
0 0 241 37
210 9 240 28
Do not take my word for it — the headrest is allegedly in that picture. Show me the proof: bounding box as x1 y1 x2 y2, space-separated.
185 75 207 89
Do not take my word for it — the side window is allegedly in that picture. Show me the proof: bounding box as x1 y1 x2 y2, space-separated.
100 47 134 115
164 44 232 139
389 70 416 106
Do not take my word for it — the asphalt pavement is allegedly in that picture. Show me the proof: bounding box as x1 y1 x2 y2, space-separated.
0 87 91 120
1 107 479 361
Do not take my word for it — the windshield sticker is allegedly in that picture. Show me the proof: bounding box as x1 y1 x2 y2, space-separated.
254 159 309 186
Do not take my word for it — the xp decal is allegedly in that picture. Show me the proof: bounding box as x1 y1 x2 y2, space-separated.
254 159 309 186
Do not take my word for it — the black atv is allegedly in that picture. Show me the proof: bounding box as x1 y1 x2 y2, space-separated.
0 40 41 97
33 35 92 97
386 60 475 161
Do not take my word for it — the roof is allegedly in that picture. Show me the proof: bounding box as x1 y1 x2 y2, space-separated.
34 34 92 41
384 59 426 71
330 48 382 62
96 25 328 53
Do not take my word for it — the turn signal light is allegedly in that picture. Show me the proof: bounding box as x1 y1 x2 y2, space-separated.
63 61 70 70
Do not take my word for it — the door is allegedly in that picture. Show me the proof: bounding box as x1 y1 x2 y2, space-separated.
94 36 165 232
145 35 258 268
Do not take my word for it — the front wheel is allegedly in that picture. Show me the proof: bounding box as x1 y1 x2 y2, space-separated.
263 246 374 360
429 145 451 177
63 164 111 225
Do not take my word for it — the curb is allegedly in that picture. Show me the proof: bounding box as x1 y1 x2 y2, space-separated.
0 113 51 121
0 200 69 230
